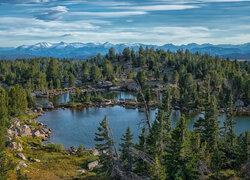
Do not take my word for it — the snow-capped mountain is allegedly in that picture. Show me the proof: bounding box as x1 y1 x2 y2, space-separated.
0 42 250 60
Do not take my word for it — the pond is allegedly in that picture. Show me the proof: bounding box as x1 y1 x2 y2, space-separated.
36 93 250 149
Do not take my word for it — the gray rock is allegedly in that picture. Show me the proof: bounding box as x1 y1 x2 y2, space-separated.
235 99 244 107
16 153 26 160
69 146 77 155
32 129 46 139
7 141 23 151
28 157 40 162
43 102 54 109
91 149 100 156
20 125 33 137
77 168 87 174
88 160 99 171
16 161 28 170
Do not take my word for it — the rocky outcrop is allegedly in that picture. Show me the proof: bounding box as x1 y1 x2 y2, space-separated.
7 116 51 152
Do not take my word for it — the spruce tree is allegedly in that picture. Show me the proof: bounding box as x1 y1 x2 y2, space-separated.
149 155 166 180
120 127 134 172
164 115 199 180
134 127 147 174
94 115 115 173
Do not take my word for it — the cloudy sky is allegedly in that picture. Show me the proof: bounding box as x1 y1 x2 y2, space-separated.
0 0 250 47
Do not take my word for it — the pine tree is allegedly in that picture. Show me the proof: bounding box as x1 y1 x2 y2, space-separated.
134 127 148 174
164 115 199 180
120 127 134 172
194 95 220 151
223 95 236 147
77 144 84 157
94 115 115 173
146 110 171 156
149 155 166 180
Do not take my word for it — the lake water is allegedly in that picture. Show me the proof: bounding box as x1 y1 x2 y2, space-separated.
36 93 250 149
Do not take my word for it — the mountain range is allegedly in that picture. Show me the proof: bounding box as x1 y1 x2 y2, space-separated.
0 42 250 60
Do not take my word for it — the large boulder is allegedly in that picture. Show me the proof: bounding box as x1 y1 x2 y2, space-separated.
16 153 26 160
20 125 33 137
32 129 46 139
7 141 23 151
88 160 99 171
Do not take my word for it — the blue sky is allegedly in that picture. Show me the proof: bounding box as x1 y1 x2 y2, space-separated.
0 0 250 47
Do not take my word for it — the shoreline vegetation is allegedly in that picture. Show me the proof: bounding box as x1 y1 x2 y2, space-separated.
33 88 250 116
0 47 249 179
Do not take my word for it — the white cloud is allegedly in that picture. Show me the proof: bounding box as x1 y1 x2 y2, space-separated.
35 6 68 20
112 4 200 11
71 11 148 17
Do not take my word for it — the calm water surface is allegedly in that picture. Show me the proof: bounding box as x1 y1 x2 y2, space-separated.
36 93 250 149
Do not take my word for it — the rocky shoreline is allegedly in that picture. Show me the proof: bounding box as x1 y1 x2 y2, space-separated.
6 116 51 152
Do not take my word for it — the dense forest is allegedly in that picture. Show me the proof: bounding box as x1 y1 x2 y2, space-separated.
0 47 249 179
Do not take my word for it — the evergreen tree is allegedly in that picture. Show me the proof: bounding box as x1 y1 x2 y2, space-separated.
134 127 147 174
77 144 84 157
46 58 59 88
94 116 115 173
90 65 102 83
149 155 166 180
164 115 199 180
163 73 168 84
120 127 134 172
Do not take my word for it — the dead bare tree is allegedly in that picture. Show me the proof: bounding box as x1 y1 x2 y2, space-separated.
134 78 151 129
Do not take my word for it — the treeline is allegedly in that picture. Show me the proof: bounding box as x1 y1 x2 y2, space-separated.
95 91 249 179
0 47 249 109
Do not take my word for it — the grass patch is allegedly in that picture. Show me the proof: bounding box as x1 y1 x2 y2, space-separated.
7 144 104 180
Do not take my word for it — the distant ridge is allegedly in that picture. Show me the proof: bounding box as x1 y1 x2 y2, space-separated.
0 42 250 60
